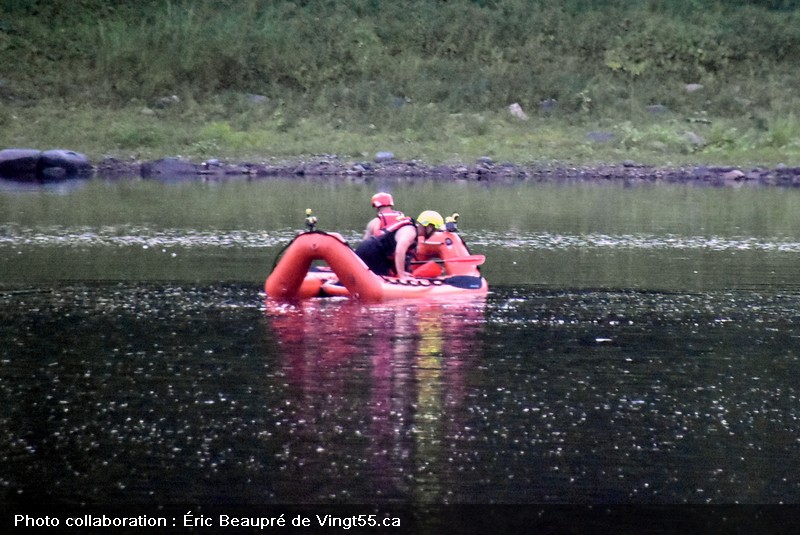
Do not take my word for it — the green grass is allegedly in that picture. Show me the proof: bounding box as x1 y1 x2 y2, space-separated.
1 0 799 167
2 99 797 167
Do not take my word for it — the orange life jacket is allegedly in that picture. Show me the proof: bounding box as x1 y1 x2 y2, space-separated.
373 210 409 236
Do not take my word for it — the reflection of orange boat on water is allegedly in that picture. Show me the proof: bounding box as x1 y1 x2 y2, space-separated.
264 229 488 302
263 296 486 502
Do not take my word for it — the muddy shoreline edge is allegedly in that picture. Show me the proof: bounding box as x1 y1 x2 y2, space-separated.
96 156 800 187
3 147 800 186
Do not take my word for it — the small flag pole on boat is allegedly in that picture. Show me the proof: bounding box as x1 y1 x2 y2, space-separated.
305 208 318 232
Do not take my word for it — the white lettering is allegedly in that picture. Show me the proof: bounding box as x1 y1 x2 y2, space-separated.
219 514 285 528
293 515 311 526
14 515 59 527
184 512 213 527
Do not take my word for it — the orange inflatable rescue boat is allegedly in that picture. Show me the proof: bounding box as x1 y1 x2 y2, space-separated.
264 215 488 302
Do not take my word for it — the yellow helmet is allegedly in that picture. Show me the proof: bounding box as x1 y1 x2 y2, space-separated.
416 210 444 230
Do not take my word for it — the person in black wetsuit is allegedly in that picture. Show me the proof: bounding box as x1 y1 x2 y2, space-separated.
355 210 444 278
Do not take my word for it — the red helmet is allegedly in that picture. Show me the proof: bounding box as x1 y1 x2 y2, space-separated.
371 192 394 208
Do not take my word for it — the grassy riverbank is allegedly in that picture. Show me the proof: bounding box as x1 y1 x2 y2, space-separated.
1 1 799 167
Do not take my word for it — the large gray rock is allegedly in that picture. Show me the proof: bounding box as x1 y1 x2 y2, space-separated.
0 148 42 179
141 157 202 178
375 151 395 163
37 149 93 179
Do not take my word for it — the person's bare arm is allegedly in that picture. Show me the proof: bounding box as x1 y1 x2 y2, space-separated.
393 225 417 278
363 218 379 240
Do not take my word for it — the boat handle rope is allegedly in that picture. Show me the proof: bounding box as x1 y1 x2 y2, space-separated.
268 230 352 274
382 276 444 286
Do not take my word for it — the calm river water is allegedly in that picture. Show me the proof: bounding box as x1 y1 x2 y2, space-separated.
2 177 800 510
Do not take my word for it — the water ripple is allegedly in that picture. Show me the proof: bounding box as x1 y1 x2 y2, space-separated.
473 231 800 252
0 225 331 249
3 225 800 253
